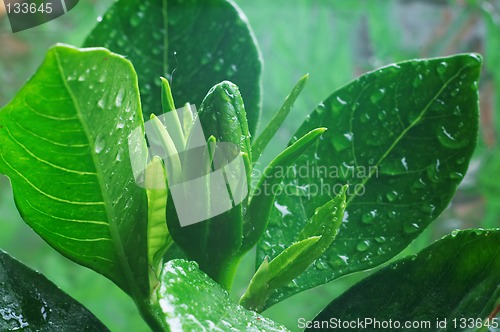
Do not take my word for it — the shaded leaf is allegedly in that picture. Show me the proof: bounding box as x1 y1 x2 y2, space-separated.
84 0 262 135
151 259 288 331
258 53 482 307
0 250 109 331
0 45 149 298
309 229 500 331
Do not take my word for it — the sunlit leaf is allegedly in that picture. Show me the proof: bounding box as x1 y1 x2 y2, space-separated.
151 259 288 331
0 45 149 298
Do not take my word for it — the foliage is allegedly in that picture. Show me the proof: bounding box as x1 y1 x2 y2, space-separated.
0 0 498 331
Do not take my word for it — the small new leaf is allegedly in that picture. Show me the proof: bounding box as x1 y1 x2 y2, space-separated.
252 74 309 162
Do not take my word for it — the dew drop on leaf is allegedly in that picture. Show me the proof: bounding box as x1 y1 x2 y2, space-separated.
436 61 448 80
356 240 370 252
361 210 377 224
94 135 105 154
385 191 398 202
403 222 420 234
314 260 328 270
370 88 386 103
412 73 423 88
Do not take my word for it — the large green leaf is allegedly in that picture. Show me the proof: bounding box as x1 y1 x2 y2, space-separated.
258 53 482 307
309 229 500 331
0 250 109 331
150 259 288 331
0 45 149 298
83 0 262 136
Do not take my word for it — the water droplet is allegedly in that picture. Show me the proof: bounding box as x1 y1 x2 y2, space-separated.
401 157 408 171
115 88 124 107
117 122 125 129
201 52 213 65
374 236 386 244
360 112 371 124
370 88 385 103
130 14 141 27
437 62 448 80
274 201 292 218
97 98 105 109
412 74 423 88
356 240 370 252
336 96 347 105
451 229 460 237
95 135 105 154
449 171 463 180
338 255 349 265
403 222 420 234
117 38 126 48
116 149 123 161
377 109 387 120
362 210 377 224
426 160 440 183
386 191 398 202
314 260 328 270
470 81 478 91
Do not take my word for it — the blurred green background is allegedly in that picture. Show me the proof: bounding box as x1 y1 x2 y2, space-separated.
0 0 499 330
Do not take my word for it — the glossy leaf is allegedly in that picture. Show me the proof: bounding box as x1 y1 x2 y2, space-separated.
240 237 320 312
241 186 346 312
258 53 482 307
0 250 109 331
310 229 500 330
84 0 262 136
150 259 288 331
0 45 149 298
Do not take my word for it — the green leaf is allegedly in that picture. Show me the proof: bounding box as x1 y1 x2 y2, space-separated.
240 237 320 312
0 45 149 298
243 127 327 253
258 53 482 307
309 229 500 330
83 0 262 136
0 249 109 331
150 259 288 331
241 186 346 312
145 156 172 276
252 74 309 163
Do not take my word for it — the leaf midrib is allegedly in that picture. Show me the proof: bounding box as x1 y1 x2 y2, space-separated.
53 48 139 296
345 64 470 207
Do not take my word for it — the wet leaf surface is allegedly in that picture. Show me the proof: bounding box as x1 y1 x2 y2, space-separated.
0 45 149 297
309 229 500 331
84 0 262 135
152 259 288 331
0 250 109 331
258 54 482 307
